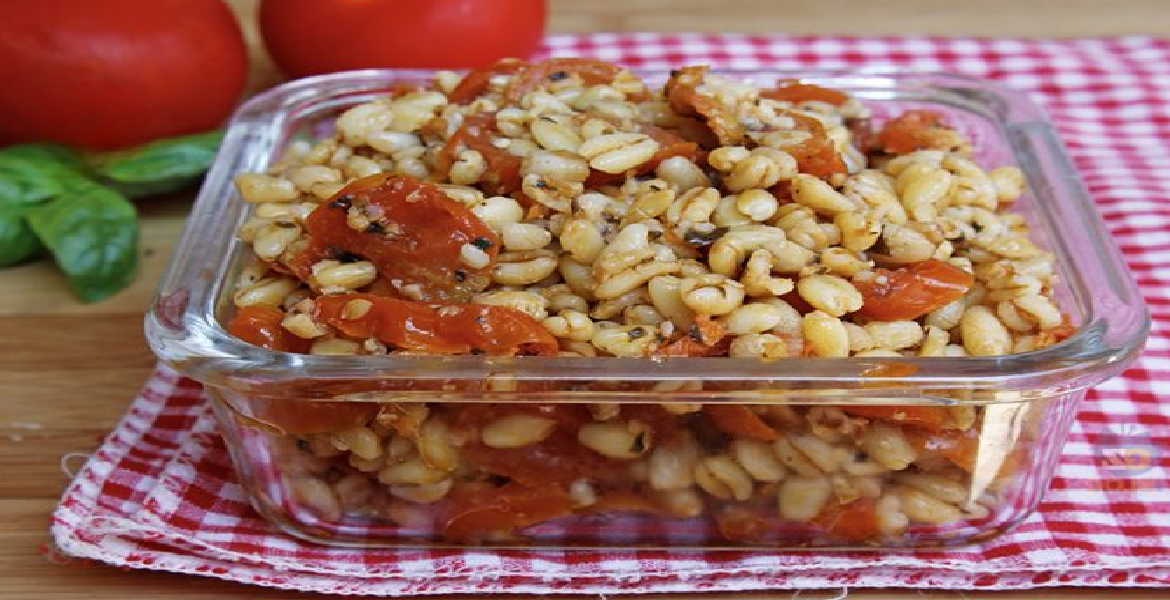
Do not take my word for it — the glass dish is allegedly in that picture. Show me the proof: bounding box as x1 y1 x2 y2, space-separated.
145 68 1148 549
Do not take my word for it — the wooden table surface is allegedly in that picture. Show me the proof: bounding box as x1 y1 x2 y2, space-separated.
1 1 1166 598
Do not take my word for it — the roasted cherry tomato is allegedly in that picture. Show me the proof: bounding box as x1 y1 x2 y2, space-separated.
692 315 726 346
467 433 623 487
314 293 558 356
621 404 684 443
450 58 645 106
227 305 309 353
779 289 815 315
582 490 664 516
761 82 849 106
653 315 730 357
715 505 773 543
447 59 528 105
814 498 881 542
503 57 644 104
1036 319 1077 349
665 65 745 146
839 405 957 432
226 397 379 436
853 259 974 321
258 0 546 78
877 109 957 154
653 335 727 357
455 404 622 486
291 174 499 302
437 113 524 197
584 120 703 187
905 426 980 472
704 405 780 441
226 306 378 434
441 482 575 542
638 121 703 167
777 109 848 179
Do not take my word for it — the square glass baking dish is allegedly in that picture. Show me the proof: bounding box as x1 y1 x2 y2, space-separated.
146 68 1148 549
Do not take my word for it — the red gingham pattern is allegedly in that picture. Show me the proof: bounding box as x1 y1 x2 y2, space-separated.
53 35 1170 594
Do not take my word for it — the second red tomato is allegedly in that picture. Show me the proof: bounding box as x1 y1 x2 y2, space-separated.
258 0 547 78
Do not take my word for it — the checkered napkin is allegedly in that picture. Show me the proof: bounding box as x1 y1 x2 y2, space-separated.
53 35 1170 594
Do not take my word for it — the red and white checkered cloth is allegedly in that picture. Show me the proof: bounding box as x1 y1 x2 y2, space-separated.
53 35 1170 594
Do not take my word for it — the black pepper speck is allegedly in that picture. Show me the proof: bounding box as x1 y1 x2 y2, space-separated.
329 195 354 209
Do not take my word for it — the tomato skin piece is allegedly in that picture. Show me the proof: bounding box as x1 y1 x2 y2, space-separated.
437 114 524 197
292 174 499 303
853 259 974 321
314 293 559 356
711 502 776 540
814 498 881 542
441 482 575 542
704 405 780 441
227 305 309 353
448 59 529 105
653 335 726 357
227 306 383 434
839 406 955 432
761 82 849 106
905 427 980 472
0 0 247 150
653 315 731 357
639 122 703 167
877 109 955 154
583 120 702 188
503 58 645 104
665 65 745 146
777 109 848 179
258 0 547 78
453 403 649 487
582 490 664 515
779 290 815 315
464 430 621 487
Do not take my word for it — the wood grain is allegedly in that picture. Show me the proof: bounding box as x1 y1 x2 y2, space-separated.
2 0 1166 597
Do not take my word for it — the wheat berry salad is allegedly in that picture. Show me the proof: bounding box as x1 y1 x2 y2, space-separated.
143 58 1147 548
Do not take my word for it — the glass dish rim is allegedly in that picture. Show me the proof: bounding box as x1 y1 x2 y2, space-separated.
145 66 1150 396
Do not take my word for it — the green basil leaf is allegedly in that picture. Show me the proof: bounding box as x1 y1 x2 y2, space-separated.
0 144 85 206
87 130 222 198
0 204 45 267
27 179 138 303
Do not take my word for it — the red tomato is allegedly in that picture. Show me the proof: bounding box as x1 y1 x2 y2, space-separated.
258 0 548 78
0 0 248 150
